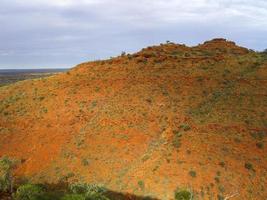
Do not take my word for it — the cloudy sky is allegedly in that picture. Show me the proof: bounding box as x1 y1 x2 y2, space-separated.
1 0 267 69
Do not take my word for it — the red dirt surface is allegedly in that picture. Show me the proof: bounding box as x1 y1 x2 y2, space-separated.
0 38 267 199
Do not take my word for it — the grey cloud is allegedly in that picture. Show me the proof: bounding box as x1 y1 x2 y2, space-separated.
0 0 267 68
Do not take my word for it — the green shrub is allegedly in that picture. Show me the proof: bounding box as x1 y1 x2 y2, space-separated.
14 184 46 200
61 194 87 200
70 183 106 194
61 193 109 200
84 192 110 200
256 142 264 149
12 182 110 200
173 137 182 149
179 124 191 131
244 162 254 171
219 161 225 168
217 194 225 200
184 53 190 57
137 180 145 191
69 183 109 199
172 130 182 149
189 170 197 178
174 188 193 200
250 131 267 140
81 159 89 166
0 156 16 192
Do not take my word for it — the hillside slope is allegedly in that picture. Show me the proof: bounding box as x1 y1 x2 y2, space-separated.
0 39 267 199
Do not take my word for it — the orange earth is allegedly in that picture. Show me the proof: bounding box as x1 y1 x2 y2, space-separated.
0 38 266 199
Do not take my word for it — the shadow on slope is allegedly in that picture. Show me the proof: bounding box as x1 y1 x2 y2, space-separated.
0 181 160 200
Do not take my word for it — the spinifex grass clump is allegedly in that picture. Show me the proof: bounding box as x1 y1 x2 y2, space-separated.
174 188 193 200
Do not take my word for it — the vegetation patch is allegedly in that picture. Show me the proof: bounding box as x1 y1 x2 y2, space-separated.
188 170 197 178
174 188 193 200
137 180 145 191
172 124 191 149
14 183 46 200
244 162 255 172
0 156 18 193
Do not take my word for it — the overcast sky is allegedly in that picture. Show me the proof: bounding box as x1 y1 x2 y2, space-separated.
1 0 267 69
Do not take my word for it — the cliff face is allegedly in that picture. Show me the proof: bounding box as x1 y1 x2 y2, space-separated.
0 39 266 199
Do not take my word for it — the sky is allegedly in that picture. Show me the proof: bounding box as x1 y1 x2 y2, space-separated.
0 0 267 69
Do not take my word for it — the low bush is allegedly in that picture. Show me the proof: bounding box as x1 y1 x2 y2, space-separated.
179 124 191 131
61 193 109 200
244 162 254 171
174 188 193 200
256 142 264 149
137 180 145 191
61 194 86 200
13 183 111 200
69 183 109 200
14 184 46 200
70 183 106 195
188 170 197 178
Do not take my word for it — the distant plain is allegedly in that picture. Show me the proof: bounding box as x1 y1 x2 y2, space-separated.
0 69 68 87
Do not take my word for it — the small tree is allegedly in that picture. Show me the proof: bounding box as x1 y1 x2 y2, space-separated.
121 51 126 56
0 156 17 194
